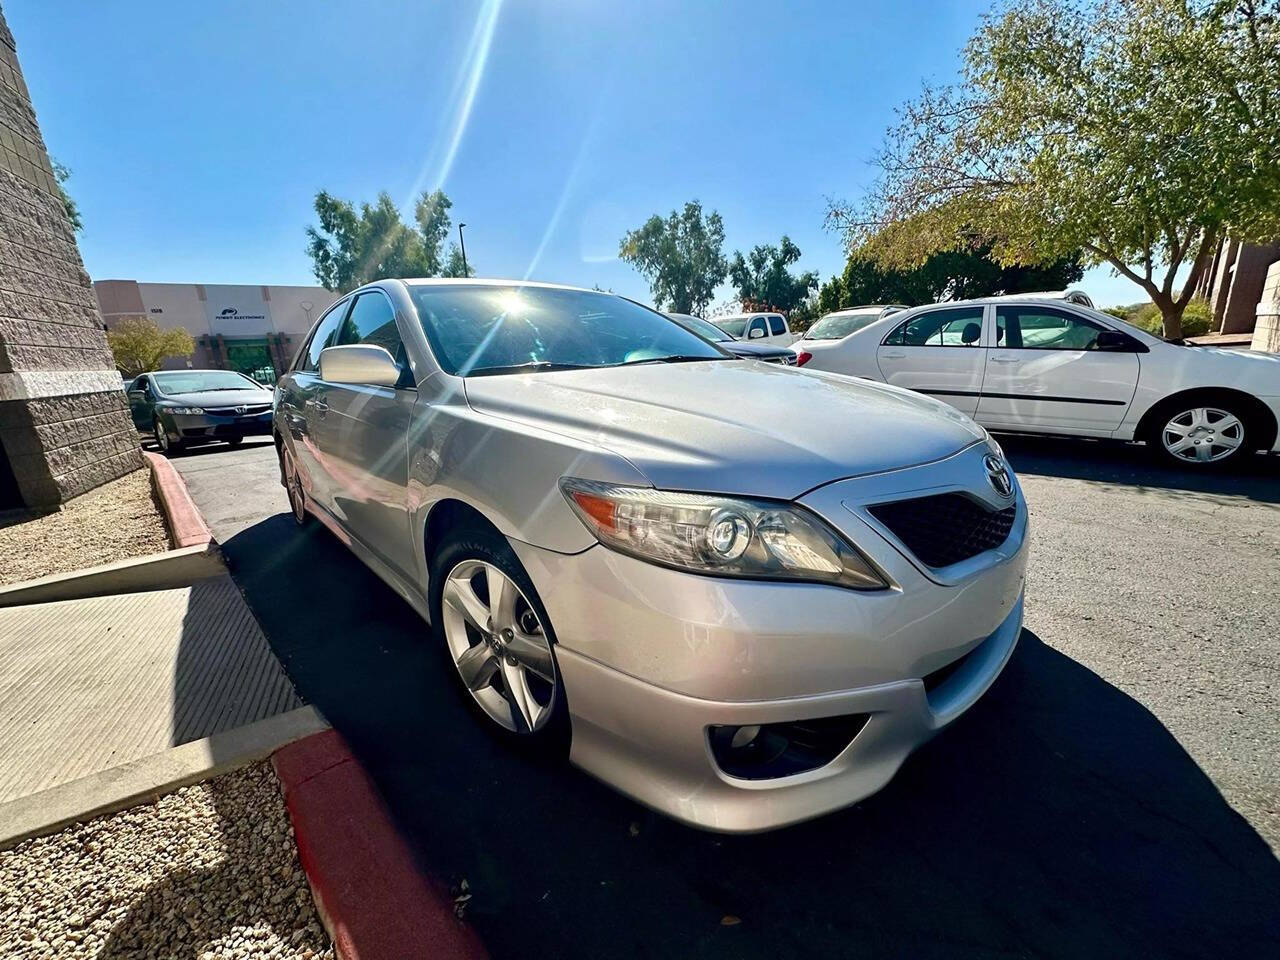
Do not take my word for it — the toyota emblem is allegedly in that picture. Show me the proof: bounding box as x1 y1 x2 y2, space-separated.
983 454 1013 498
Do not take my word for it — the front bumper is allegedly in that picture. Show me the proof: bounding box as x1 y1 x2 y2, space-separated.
511 444 1028 831
161 409 273 443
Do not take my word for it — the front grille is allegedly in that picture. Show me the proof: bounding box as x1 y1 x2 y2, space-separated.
207 404 271 417
869 493 1016 568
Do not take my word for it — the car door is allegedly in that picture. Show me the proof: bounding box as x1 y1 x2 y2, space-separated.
313 289 417 578
126 376 153 430
976 305 1140 434
765 313 794 346
875 305 987 416
279 297 350 511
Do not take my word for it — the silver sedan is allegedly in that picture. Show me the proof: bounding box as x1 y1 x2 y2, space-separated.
272 279 1028 832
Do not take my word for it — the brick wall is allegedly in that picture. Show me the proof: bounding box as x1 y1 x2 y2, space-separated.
0 4 142 508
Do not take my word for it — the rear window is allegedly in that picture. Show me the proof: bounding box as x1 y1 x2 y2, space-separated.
806 311 880 340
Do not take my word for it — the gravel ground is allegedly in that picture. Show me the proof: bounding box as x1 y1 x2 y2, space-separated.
0 468 170 586
0 762 332 960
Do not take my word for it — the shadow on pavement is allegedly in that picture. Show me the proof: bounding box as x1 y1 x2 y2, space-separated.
222 513 1280 959
997 433 1280 504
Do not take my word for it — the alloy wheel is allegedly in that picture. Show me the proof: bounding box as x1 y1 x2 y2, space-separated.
440 559 557 734
283 449 306 524
153 419 169 453
1161 407 1244 464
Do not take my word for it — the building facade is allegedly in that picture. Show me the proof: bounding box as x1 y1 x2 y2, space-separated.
94 280 339 384
0 5 142 510
1194 239 1280 337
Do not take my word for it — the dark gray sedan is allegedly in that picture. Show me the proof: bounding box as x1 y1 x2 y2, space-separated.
127 369 273 454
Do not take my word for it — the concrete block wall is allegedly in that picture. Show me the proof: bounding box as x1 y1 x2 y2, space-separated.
0 4 142 508
1252 261 1280 354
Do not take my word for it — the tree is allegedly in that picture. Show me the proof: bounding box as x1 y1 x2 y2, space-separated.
821 243 1083 310
305 188 462 292
441 243 474 278
827 0 1280 340
619 201 728 314
51 159 81 233
728 236 819 313
107 318 195 378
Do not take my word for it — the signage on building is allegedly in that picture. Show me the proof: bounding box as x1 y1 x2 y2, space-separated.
204 287 274 335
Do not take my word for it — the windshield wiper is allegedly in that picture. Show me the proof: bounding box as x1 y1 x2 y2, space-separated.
466 361 600 377
617 355 729 367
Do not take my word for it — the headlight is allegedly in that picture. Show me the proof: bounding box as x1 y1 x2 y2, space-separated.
981 429 1003 461
166 406 205 415
560 478 886 590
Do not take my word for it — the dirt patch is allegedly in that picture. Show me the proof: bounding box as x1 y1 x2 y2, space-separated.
0 761 333 959
0 468 170 586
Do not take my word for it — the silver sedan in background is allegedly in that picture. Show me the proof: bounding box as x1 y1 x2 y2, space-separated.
272 279 1028 832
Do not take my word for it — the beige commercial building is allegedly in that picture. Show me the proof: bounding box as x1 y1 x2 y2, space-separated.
94 280 339 384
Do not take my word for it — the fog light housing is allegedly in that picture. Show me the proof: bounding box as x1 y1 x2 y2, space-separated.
708 714 870 781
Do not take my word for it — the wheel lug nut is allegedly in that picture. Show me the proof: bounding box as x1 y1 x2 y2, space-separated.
507 656 517 665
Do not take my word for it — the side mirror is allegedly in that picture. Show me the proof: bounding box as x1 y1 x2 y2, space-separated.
1095 329 1142 352
748 327 766 340
319 344 402 386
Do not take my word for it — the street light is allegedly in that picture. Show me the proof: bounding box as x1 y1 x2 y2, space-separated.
458 223 469 276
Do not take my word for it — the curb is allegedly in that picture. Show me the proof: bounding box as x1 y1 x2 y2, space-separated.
0 706 328 851
145 450 213 549
0 542 225 607
274 730 488 960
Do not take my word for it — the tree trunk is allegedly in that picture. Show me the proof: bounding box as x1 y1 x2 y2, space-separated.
1154 294 1185 340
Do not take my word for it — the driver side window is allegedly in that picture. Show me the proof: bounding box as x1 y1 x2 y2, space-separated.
996 306 1106 350
748 317 768 339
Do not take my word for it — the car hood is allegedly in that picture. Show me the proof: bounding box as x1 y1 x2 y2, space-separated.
463 361 984 499
156 388 273 407
724 341 793 359
1172 344 1280 390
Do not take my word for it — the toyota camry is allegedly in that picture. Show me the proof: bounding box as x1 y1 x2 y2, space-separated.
272 279 1028 832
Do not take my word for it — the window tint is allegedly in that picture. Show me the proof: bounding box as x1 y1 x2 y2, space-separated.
996 306 1106 350
301 300 350 372
886 307 984 347
336 292 403 356
748 317 768 338
768 315 786 336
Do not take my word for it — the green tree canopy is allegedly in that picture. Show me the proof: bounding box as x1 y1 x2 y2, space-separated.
728 235 819 313
52 159 81 233
619 201 728 314
305 188 470 292
819 243 1084 312
107 318 195 378
827 0 1280 339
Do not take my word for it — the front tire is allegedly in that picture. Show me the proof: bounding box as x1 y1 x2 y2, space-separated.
429 525 569 754
1148 401 1249 468
153 418 183 456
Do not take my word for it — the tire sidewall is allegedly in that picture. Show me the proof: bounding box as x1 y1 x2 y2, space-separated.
429 525 571 756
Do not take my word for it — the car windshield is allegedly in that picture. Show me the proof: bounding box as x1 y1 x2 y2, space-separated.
152 371 260 394
805 310 881 340
408 285 729 376
715 317 748 337
671 314 733 342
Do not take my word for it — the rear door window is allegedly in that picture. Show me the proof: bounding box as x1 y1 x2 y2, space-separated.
885 307 984 347
768 315 787 336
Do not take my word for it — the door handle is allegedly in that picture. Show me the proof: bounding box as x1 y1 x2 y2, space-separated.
314 399 329 413
881 351 906 359
989 355 1020 363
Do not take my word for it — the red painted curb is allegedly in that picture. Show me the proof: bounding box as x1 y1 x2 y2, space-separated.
144 451 213 549
273 729 488 960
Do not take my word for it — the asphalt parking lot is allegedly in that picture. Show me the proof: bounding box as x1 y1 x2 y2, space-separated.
175 436 1279 959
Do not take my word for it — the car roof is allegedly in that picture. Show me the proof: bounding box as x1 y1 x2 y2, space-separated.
395 277 597 294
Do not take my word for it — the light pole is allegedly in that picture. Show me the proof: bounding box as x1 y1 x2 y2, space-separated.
458 223 469 276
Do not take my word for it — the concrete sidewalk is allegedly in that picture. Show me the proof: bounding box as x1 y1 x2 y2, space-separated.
0 573 301 804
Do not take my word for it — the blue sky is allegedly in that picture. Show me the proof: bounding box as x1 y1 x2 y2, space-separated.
11 0 1144 308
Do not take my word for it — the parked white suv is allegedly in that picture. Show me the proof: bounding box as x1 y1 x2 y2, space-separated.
795 296 1280 468
713 312 795 346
